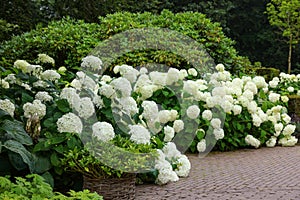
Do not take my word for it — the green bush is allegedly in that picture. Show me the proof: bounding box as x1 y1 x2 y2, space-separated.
0 10 253 74
0 174 102 200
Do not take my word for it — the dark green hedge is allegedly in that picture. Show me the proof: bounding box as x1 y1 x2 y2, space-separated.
0 10 253 74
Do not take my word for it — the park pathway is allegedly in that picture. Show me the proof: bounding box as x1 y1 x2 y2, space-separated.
136 145 300 200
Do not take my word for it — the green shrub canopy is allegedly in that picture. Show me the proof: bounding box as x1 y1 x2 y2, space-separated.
0 10 252 74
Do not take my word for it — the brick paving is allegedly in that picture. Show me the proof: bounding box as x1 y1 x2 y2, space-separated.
136 145 300 200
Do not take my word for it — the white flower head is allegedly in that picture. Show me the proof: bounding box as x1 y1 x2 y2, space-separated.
202 110 212 121
74 97 95 119
111 77 132 97
0 99 15 117
233 105 242 115
35 91 53 102
281 96 289 103
213 128 224 140
268 92 280 103
141 101 159 122
197 139 206 152
166 68 180 85
164 126 175 142
266 136 277 147
162 142 181 159
188 68 198 76
23 100 46 119
215 64 225 72
37 54 55 65
173 120 184 133
282 124 296 136
245 135 260 148
186 105 200 119
158 110 172 124
210 118 221 130
129 124 151 144
41 70 61 81
174 155 191 177
81 55 102 71
57 113 82 134
60 87 81 108
92 122 115 142
274 123 283 136
278 135 298 147
287 86 294 93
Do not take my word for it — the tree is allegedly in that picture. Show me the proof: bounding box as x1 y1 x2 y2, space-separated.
266 0 300 74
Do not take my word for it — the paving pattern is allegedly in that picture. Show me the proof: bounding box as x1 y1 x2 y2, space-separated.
136 145 300 200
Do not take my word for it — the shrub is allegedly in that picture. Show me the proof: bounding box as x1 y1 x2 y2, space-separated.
0 174 102 200
0 10 253 75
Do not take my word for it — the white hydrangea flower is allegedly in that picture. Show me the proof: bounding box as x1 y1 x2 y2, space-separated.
269 80 279 88
164 126 175 142
238 96 250 107
281 96 289 103
115 97 138 116
186 105 200 119
74 97 95 119
278 135 298 147
233 105 242 115
119 65 139 83
41 70 61 81
60 87 81 108
266 136 277 147
179 69 188 79
247 101 258 114
0 80 9 89
129 124 151 144
23 100 46 119
141 101 159 122
268 92 280 103
242 90 254 101
149 71 167 86
188 68 198 76
14 60 31 73
282 124 296 136
221 100 233 113
81 55 102 71
202 110 212 121
111 77 132 97
252 76 267 88
297 90 300 96
212 86 227 97
213 128 224 140
33 80 49 88
287 86 294 93
210 118 221 130
215 64 225 72
183 80 199 97
100 84 116 98
92 95 104 108
4 74 16 84
37 54 55 65
244 81 258 95
281 113 291 124
245 135 260 148
197 139 206 152
92 121 115 142
158 110 172 124
35 91 53 102
173 120 184 133
252 114 262 127
57 113 82 134
100 75 112 83
0 99 15 117
162 142 181 159
58 66 67 73
166 68 180 85
156 164 179 185
174 155 191 177
169 110 178 122
274 123 283 136
70 79 82 90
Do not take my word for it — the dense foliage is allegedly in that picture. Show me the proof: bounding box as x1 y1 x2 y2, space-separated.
0 10 252 75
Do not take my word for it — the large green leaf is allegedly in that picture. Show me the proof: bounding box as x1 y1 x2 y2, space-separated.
2 119 33 145
4 140 34 172
32 153 52 174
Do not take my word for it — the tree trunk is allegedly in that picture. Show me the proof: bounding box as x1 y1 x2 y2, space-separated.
288 34 292 74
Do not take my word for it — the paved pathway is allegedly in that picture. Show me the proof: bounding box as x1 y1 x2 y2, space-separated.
136 145 300 200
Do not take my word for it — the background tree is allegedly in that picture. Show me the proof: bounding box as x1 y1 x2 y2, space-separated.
266 0 300 74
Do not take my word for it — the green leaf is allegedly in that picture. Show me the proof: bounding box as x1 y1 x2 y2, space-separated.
50 152 60 166
56 99 71 113
32 153 52 173
22 92 34 103
2 119 33 145
4 140 34 172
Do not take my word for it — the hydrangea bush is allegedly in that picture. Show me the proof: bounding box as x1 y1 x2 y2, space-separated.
0 54 298 189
